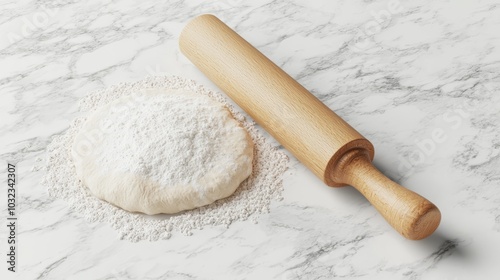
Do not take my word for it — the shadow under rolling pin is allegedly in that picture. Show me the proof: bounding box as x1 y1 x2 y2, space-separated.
179 14 441 240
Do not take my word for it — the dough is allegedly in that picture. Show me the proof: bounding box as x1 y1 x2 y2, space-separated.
71 89 253 215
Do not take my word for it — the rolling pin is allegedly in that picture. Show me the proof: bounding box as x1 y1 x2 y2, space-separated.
179 14 441 240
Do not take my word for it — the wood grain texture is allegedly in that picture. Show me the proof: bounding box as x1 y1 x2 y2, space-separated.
331 149 441 239
179 14 440 239
179 14 374 186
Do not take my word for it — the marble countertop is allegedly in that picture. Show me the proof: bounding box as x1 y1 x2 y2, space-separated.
2 0 500 279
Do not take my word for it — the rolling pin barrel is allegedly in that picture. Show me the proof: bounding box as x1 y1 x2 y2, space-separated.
179 14 440 240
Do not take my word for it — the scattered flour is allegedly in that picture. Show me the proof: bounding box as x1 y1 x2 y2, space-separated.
42 76 289 242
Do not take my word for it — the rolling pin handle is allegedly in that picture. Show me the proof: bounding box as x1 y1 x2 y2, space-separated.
331 149 441 240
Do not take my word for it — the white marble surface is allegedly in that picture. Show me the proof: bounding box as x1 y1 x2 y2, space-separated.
1 0 500 279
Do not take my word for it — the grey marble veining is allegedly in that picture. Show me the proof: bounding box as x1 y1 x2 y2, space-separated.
1 0 500 279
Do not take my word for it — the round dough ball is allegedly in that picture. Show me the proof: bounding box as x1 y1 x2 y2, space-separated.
71 89 253 215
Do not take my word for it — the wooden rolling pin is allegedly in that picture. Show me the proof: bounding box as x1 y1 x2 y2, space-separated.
179 14 441 240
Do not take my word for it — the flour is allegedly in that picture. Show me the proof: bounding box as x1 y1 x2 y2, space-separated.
72 89 254 215
42 76 288 242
